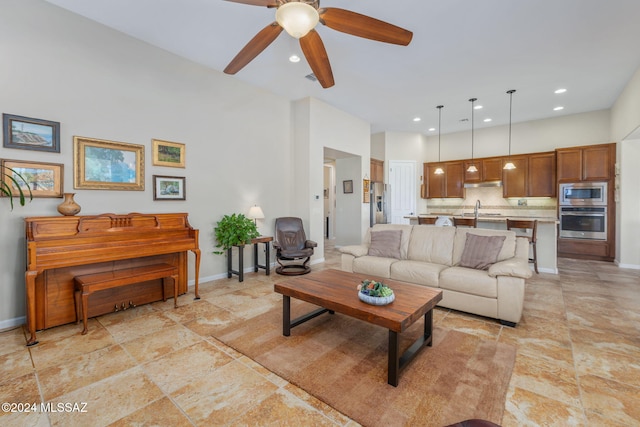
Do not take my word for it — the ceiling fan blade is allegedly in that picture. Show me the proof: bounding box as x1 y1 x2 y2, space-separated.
224 0 278 7
224 22 283 74
299 29 335 88
319 8 413 46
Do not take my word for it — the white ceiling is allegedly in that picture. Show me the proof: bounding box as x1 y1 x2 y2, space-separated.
44 0 640 135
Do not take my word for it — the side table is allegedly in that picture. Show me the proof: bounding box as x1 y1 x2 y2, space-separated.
227 236 273 282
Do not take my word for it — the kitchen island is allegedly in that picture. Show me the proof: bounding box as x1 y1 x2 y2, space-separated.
406 214 558 274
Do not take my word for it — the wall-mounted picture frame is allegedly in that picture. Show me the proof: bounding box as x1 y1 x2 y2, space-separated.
2 114 60 153
363 178 370 203
1 159 63 198
153 175 185 200
152 139 185 168
343 180 353 194
73 136 144 190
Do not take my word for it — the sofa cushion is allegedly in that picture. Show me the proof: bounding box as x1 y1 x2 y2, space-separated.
365 224 413 260
407 225 456 266
368 230 402 259
439 267 498 298
452 228 516 266
459 234 506 270
352 256 397 278
390 260 446 288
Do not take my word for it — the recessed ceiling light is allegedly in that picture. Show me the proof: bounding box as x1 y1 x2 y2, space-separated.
483 118 492 122
553 106 564 111
554 88 567 94
474 105 483 110
289 54 301 63
428 127 436 132
413 117 421 122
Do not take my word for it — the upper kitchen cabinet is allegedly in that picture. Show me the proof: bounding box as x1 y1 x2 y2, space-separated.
502 156 529 198
528 152 556 197
463 157 503 183
556 143 615 182
370 158 384 182
502 151 556 198
424 161 464 198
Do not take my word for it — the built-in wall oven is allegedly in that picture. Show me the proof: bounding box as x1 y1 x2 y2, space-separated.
559 182 608 240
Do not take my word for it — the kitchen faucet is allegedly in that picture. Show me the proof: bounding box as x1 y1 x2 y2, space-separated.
474 199 481 218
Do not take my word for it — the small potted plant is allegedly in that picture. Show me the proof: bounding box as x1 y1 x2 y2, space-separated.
213 213 260 255
1 167 33 210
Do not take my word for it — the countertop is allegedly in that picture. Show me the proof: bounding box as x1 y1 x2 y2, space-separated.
406 214 558 224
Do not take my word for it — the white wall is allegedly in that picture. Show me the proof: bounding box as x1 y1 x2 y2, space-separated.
293 98 371 250
0 0 293 326
611 67 640 269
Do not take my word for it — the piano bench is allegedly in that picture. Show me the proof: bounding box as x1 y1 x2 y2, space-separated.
73 263 179 335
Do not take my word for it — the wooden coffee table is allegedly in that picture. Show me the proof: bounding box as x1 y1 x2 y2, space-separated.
274 269 443 386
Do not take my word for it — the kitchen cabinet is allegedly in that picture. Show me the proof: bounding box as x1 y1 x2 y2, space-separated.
502 156 528 198
370 158 384 182
463 157 502 183
528 152 556 197
502 152 556 198
424 161 464 198
556 143 615 182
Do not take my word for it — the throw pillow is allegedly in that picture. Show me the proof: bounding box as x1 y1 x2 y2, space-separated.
459 234 506 270
368 230 402 259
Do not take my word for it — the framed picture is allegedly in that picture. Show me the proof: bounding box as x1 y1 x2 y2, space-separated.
73 136 144 190
363 179 370 203
152 139 185 168
1 159 63 198
3 114 60 153
343 180 353 194
153 175 185 200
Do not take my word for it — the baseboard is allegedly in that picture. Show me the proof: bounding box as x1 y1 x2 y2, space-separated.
615 261 640 270
0 316 25 332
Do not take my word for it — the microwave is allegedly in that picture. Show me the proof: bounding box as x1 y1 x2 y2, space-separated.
559 182 607 206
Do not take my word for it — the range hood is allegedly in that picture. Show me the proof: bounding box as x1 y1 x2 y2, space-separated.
464 180 503 188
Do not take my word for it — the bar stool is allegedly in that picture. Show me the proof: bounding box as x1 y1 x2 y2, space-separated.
418 217 437 225
453 217 477 228
506 219 538 273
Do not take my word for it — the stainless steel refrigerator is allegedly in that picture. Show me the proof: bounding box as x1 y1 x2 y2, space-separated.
370 182 388 227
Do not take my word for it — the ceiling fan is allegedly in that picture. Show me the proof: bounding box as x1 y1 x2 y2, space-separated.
223 0 413 88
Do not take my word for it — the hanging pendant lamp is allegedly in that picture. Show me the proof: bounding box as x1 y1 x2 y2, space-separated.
434 105 444 175
466 97 478 173
503 89 517 170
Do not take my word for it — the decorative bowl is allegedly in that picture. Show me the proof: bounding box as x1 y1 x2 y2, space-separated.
358 292 395 306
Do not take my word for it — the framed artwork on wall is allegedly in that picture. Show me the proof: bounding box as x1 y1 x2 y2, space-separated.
73 136 145 190
2 113 60 153
153 175 185 200
343 180 353 194
152 139 185 168
1 159 63 198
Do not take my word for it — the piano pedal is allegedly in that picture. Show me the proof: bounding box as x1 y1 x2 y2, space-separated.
114 304 120 312
121 302 127 311
129 301 136 309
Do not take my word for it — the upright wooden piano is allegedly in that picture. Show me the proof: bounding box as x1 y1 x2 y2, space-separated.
25 212 201 346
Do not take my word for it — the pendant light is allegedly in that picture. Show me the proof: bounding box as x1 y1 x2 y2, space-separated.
503 89 517 170
434 105 444 175
466 97 478 173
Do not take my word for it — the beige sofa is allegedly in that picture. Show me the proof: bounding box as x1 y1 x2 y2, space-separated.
339 224 533 326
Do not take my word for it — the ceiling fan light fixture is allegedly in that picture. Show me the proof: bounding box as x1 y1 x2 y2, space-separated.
276 2 319 39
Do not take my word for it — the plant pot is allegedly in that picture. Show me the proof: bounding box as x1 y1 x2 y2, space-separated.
57 193 81 216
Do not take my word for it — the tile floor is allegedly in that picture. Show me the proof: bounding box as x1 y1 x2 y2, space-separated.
1 244 639 426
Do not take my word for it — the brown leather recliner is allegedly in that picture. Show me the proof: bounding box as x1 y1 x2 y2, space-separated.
273 217 317 275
